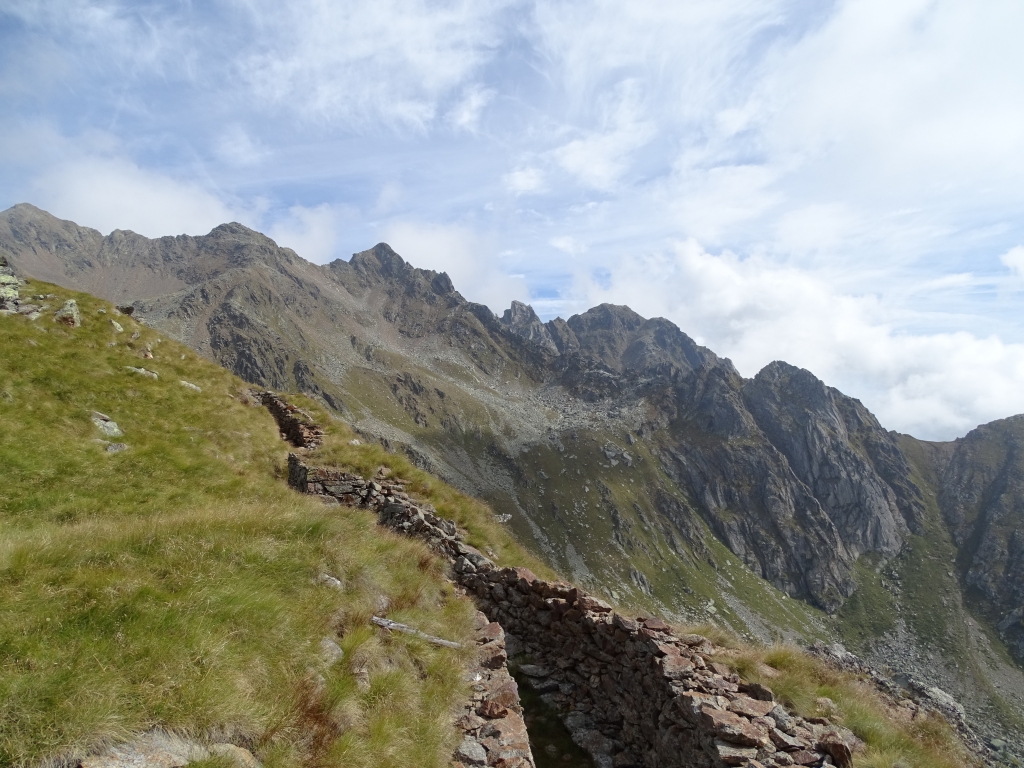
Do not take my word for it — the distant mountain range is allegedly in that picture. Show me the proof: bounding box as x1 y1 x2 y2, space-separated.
5 201 1024 745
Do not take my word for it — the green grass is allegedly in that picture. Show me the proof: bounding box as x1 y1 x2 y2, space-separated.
837 555 899 652
0 283 480 768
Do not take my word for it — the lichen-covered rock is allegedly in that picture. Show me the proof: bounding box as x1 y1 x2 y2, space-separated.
54 299 81 327
91 411 123 437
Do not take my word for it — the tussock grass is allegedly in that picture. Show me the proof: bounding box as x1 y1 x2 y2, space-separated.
716 644 976 768
0 283 480 768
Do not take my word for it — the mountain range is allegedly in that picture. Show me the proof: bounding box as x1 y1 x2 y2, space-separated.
4 201 1024 749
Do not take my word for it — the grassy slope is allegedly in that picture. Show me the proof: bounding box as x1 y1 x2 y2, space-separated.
0 282 488 768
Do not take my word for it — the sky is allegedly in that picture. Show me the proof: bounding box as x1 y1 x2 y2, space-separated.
3 0 1024 440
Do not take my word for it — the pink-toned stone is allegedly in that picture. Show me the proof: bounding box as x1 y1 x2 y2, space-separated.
640 616 670 631
658 650 695 680
789 749 821 766
701 707 769 747
714 739 759 766
729 696 776 718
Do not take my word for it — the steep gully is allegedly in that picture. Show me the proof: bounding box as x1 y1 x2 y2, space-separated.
264 391 984 768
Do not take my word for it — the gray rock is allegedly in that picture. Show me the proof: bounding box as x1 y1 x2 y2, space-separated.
320 637 345 664
526 676 559 693
453 736 487 765
179 380 201 392
110 319 124 332
79 730 209 768
315 573 343 589
563 712 594 732
501 300 559 355
106 443 129 453
126 366 158 379
518 664 551 677
91 412 124 437
54 299 81 327
770 704 797 734
209 744 261 768
572 729 615 762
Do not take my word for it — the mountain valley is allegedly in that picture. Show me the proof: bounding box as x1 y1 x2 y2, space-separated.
5 202 1024 761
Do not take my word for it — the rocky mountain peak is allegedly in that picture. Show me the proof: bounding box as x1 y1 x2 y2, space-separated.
348 242 412 280
565 303 648 371
205 221 275 242
622 317 716 378
743 360 912 559
501 300 558 354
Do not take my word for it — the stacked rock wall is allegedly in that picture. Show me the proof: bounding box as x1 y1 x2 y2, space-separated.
286 451 861 768
261 392 324 449
287 453 536 768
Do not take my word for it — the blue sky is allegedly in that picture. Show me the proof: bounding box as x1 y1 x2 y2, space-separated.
4 0 1024 440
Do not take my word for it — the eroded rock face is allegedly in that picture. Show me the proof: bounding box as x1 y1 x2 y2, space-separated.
502 301 559 355
931 415 1024 660
743 363 922 552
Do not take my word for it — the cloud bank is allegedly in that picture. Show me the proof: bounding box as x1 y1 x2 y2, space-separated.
3 0 1024 439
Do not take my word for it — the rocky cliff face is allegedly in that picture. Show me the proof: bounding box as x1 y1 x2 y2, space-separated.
925 416 1024 659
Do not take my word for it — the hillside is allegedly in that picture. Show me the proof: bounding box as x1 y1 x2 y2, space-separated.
0 274 538 768
4 203 1024 759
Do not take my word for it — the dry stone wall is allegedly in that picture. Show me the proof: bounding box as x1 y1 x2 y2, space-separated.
261 391 324 449
286 453 536 768
285 450 862 768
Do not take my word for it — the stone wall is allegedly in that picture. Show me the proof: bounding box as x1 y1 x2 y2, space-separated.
285 452 863 768
287 453 536 768
261 392 324 449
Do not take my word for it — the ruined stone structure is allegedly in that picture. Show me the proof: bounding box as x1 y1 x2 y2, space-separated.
261 391 324 449
285 451 862 768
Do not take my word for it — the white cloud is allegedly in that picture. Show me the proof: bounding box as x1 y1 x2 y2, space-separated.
215 125 269 168
669 164 783 245
551 80 655 190
30 154 247 237
550 236 585 256
447 85 495 132
374 182 404 215
1001 246 1024 277
238 0 508 130
504 167 545 195
774 203 863 259
381 221 528 312
268 203 352 263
